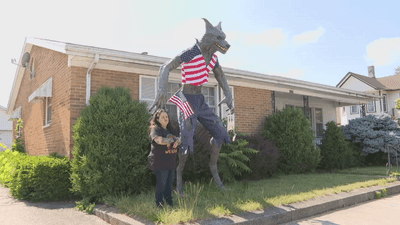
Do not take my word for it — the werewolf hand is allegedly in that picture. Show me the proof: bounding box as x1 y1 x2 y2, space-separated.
218 96 235 114
149 89 168 113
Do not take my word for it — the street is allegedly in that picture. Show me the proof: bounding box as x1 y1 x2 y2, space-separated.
0 185 109 225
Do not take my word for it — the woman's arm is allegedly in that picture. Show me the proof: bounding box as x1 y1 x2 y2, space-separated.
153 136 175 145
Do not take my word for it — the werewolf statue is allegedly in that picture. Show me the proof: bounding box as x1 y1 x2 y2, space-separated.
149 18 234 195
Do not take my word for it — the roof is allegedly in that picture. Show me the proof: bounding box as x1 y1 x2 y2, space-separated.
377 73 400 90
7 37 382 114
336 72 387 90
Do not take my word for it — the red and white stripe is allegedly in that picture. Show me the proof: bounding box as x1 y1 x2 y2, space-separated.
169 95 194 120
182 54 217 86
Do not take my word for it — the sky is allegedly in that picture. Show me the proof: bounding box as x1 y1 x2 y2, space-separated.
1 0 400 109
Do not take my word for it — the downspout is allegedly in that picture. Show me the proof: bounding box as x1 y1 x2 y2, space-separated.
86 54 100 106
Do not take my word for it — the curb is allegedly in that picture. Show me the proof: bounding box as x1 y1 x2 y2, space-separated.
94 180 400 225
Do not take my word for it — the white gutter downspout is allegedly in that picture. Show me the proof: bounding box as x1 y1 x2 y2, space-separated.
86 54 100 106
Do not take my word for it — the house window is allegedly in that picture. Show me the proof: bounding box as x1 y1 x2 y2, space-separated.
350 105 359 114
220 86 234 121
367 101 376 113
315 108 323 137
139 76 219 122
382 94 388 112
45 97 52 125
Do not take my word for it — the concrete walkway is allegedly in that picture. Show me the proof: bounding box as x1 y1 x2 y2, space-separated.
0 185 109 225
282 193 400 225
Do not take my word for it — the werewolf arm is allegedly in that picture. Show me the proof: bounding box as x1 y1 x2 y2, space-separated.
213 65 234 113
148 55 182 113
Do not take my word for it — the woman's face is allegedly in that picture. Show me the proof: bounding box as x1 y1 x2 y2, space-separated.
158 112 169 127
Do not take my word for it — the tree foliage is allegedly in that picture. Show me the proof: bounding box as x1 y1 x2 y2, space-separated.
319 121 354 170
342 114 400 155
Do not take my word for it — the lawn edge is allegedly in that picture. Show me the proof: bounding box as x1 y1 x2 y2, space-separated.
93 179 400 225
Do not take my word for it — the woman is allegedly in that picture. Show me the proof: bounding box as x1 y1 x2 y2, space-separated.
148 109 181 208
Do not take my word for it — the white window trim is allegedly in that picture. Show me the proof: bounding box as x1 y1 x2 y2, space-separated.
219 86 234 120
350 105 359 115
382 94 388 112
43 97 52 128
139 75 157 103
367 101 376 113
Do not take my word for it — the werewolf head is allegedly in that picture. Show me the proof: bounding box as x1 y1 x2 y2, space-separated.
200 18 230 54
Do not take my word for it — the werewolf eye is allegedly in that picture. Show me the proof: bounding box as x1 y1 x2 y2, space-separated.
217 36 223 40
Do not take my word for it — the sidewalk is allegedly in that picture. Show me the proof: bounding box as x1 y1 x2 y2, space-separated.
0 185 109 225
94 179 400 225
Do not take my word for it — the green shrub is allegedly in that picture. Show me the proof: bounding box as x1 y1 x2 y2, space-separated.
346 140 365 167
70 86 152 202
261 107 321 174
238 134 279 180
11 119 25 153
218 138 258 182
0 149 73 202
319 121 353 171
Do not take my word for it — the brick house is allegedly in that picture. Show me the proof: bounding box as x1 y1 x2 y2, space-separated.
7 37 380 158
337 66 400 125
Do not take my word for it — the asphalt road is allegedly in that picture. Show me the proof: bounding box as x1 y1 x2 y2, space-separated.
283 193 400 225
0 185 109 225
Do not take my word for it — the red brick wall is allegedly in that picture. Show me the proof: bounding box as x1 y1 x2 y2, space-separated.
13 46 71 156
69 67 140 158
233 86 273 135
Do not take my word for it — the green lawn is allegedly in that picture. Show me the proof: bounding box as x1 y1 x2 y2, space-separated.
103 173 397 225
335 166 400 176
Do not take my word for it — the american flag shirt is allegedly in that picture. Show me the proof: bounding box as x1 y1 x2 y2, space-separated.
180 44 219 86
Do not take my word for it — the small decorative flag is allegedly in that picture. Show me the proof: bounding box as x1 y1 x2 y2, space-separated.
169 91 194 120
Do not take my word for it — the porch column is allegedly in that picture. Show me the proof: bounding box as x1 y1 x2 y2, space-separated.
303 95 310 119
271 91 275 113
360 104 366 117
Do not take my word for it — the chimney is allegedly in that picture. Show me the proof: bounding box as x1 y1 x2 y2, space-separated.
368 65 375 78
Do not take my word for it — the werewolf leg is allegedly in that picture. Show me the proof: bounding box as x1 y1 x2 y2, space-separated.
176 150 189 197
209 137 226 189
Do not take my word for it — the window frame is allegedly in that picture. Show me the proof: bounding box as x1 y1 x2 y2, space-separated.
367 101 376 113
350 105 359 115
44 97 52 126
139 75 220 121
315 107 323 138
382 94 388 112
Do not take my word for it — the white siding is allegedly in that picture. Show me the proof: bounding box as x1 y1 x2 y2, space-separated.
341 76 375 92
0 108 13 151
275 92 337 135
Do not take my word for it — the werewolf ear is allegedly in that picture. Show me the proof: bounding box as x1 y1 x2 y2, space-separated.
202 18 214 32
216 22 222 31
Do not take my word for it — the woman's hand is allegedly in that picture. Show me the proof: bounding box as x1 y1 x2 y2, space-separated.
173 137 181 149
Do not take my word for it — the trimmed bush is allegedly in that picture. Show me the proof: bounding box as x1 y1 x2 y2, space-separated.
70 86 152 202
238 134 279 180
0 149 73 202
261 107 321 174
318 121 353 171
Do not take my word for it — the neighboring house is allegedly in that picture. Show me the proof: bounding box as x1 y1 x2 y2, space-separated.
7 37 379 158
0 105 13 151
337 66 400 125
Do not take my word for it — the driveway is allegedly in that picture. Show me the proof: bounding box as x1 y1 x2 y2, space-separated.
0 185 109 225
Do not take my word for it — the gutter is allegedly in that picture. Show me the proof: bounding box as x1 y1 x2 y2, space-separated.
86 54 99 106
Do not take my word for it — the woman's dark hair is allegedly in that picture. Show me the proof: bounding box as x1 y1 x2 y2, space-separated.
149 109 173 133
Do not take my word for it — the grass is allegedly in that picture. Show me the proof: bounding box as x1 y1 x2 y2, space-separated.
103 173 397 225
335 166 400 176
